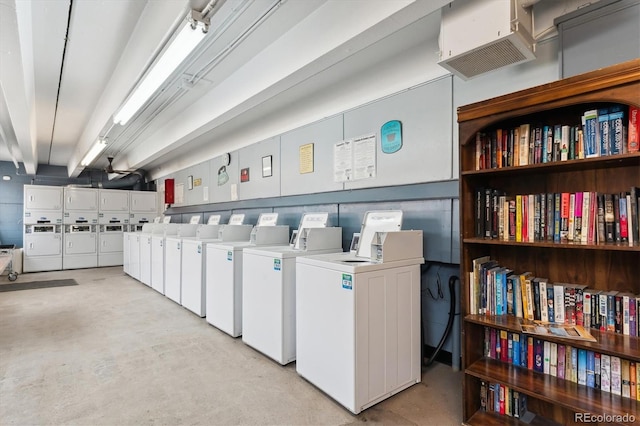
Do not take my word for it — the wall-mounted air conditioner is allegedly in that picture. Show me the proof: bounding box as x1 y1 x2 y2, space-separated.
438 0 536 80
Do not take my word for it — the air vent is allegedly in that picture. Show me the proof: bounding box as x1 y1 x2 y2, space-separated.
438 0 536 80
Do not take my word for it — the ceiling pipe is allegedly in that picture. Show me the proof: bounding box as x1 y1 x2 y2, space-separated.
99 170 145 190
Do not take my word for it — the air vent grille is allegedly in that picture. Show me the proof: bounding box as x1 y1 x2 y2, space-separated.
446 38 528 79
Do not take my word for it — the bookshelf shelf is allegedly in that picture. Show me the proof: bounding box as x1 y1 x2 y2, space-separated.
462 238 640 252
465 409 559 426
460 59 640 426
465 315 640 361
461 152 640 177
467 358 638 424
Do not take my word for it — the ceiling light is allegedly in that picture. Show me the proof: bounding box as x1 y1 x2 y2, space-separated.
112 13 209 126
2 175 10 181
81 140 107 166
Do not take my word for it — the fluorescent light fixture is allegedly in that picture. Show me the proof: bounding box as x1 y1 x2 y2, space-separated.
81 140 107 166
112 16 208 126
2 175 10 181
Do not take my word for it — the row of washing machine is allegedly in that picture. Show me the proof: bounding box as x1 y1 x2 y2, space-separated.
124 210 425 415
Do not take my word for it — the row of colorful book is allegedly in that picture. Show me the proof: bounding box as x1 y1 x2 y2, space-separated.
474 187 640 245
484 327 639 401
470 257 640 337
474 104 639 170
480 381 532 421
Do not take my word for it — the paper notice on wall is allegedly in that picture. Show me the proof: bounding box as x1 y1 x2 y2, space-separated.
299 143 314 174
231 183 238 201
334 133 376 182
353 134 376 180
175 183 184 204
334 139 353 182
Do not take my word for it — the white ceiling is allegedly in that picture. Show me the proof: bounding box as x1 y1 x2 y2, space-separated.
0 0 452 179
0 0 590 180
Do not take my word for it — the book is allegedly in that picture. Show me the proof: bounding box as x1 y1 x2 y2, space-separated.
512 333 520 366
546 285 555 323
549 342 558 377
586 350 595 388
601 354 611 393
631 362 637 400
543 340 550 375
519 320 597 342
554 283 565 324
554 193 561 243
578 349 587 385
611 356 622 396
613 193 621 243
583 109 599 158
583 289 593 328
619 194 628 243
557 344 566 379
574 191 583 243
595 193 604 244
568 192 575 241
608 104 625 155
560 192 570 242
553 124 562 162
595 353 601 390
598 108 610 156
622 359 631 398
629 105 639 153
519 124 530 166
533 338 544 373
547 193 555 242
543 125 553 163
604 193 615 243
561 125 570 161
538 279 548 323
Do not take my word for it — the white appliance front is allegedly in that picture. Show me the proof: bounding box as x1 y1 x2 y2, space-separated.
205 242 247 337
123 232 131 275
63 225 98 269
164 237 182 304
180 239 207 316
150 235 165 294
98 189 129 213
242 245 342 365
23 225 63 272
98 225 124 267
23 185 63 224
295 257 422 414
129 233 141 280
139 234 153 286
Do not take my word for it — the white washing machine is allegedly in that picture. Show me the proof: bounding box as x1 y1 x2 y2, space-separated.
205 213 289 337
150 222 179 294
181 217 252 317
164 220 202 304
123 231 131 275
295 211 424 414
127 223 153 281
242 212 342 365
98 224 126 267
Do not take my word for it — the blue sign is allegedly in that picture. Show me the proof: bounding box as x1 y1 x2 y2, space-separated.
381 120 402 154
342 273 353 290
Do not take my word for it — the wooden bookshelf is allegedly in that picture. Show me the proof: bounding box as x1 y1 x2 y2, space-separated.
459 59 640 426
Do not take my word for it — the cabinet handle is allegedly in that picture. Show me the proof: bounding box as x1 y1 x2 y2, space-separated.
29 243 33 249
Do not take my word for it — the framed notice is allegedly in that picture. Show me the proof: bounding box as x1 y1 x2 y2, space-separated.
240 168 250 182
187 175 193 190
262 155 272 177
299 143 314 174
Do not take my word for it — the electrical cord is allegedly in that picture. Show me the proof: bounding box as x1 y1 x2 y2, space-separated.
424 275 459 367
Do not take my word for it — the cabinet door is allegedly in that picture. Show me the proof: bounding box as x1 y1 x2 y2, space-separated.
130 191 157 213
64 188 98 211
24 234 62 256
99 189 129 212
24 186 63 210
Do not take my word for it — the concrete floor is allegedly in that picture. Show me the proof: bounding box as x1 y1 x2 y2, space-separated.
0 266 462 426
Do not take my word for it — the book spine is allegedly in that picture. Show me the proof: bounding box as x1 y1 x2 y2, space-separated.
583 110 599 157
611 356 622 396
546 286 555 323
620 194 628 243
609 105 625 155
581 191 590 244
568 193 575 241
547 193 555 242
578 349 587 386
561 125 570 161
598 108 610 156
631 362 637 401
553 124 562 161
539 279 548 323
601 354 611 393
574 191 583 243
554 193 561 243
629 105 639 153
557 344 566 379
516 195 523 242
560 192 570 242
554 284 565 324
595 353 601 390
586 350 595 388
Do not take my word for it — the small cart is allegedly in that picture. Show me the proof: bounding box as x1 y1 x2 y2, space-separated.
0 244 18 281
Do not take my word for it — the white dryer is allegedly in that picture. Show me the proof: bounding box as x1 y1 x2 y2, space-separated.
242 213 343 365
98 189 129 267
295 211 424 414
205 214 289 337
23 185 63 272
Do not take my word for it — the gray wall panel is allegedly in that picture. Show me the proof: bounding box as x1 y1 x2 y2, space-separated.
343 77 453 190
558 0 640 78
273 204 339 232
280 116 345 196
182 161 210 206
238 137 281 200
338 199 452 263
209 152 239 204
451 199 460 265
230 207 274 227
